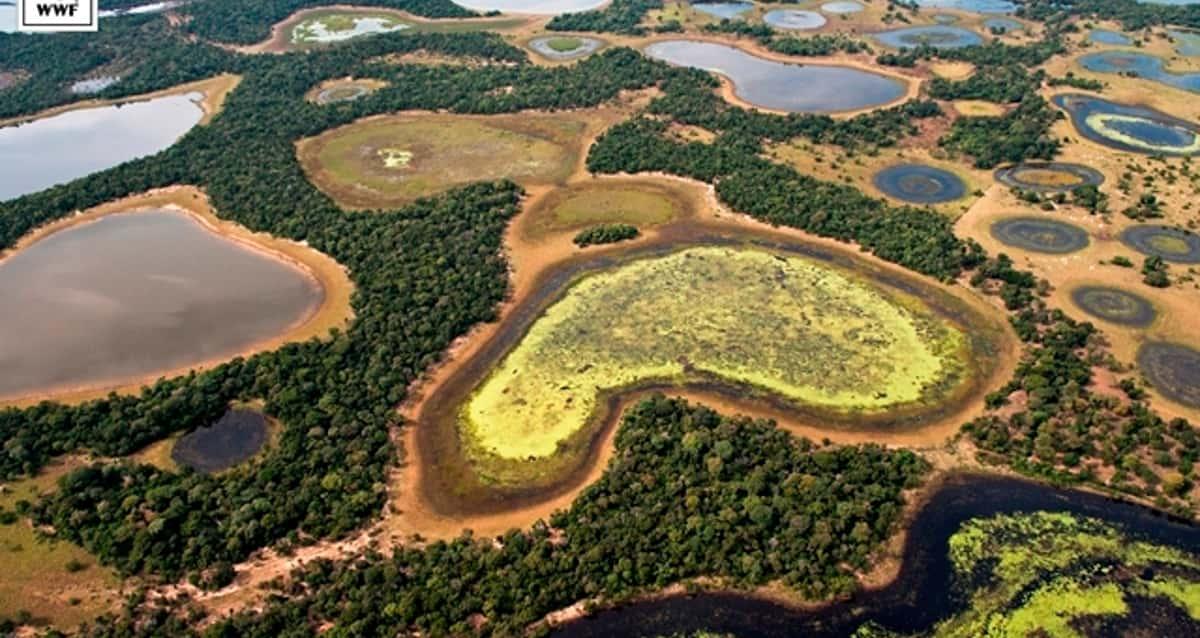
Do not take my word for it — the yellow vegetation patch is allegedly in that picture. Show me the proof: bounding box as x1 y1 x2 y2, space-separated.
953 99 1005 117
931 61 975 80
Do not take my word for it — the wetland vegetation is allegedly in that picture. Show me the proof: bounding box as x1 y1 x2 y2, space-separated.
990 216 1092 253
872 164 967 204
1070 285 1158 327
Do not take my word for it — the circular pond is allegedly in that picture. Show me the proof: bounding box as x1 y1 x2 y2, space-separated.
763 9 827 30
172 409 270 474
529 35 603 60
993 162 1104 193
932 13 959 24
291 13 410 45
1070 286 1157 327
1053 94 1200 156
1120 225 1200 263
643 40 906 113
692 2 753 19
873 164 966 204
821 0 865 13
314 82 376 104
1078 51 1200 93
1089 29 1132 46
990 216 1090 254
1138 341 1200 408
874 25 984 49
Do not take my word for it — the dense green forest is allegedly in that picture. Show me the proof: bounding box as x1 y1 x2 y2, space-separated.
546 0 662 35
573 223 640 246
81 398 930 636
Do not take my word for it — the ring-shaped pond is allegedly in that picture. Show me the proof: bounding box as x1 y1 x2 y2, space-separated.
528 35 604 60
1138 341 1200 408
874 25 984 49
873 164 967 204
990 216 1090 254
762 9 827 30
1053 94 1200 156
1120 224 1200 263
994 162 1105 193
643 40 907 113
1070 286 1157 328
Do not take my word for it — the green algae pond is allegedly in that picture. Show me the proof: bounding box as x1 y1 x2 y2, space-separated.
553 474 1200 637
415 230 1011 515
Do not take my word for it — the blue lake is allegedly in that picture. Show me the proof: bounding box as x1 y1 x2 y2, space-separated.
1078 51 1200 93
0 93 205 201
692 2 753 19
1089 29 1132 46
762 9 827 30
874 25 983 49
821 0 865 13
643 40 906 113
1053 93 1200 155
913 0 1016 12
1169 29 1200 56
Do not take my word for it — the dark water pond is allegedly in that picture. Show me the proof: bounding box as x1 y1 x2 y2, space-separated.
873 25 983 49
1138 341 1200 408
990 216 1090 254
172 408 269 473
1079 51 1200 93
762 9 827 30
1070 285 1157 327
1053 93 1200 156
451 0 603 13
693 2 753 19
1090 29 1132 46
0 209 321 399
1121 224 1200 263
872 164 965 203
552 474 1200 637
0 92 204 201
643 40 905 113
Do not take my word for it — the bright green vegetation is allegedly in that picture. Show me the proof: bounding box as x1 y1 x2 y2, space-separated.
546 36 584 52
463 246 968 462
526 181 685 238
300 113 584 208
930 512 1200 637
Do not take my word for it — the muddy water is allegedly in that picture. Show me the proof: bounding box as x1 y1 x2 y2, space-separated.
0 209 321 399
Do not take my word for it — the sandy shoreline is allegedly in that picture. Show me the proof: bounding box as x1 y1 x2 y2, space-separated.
0 74 241 129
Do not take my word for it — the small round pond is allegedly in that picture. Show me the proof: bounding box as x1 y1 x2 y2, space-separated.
1138 341 1200 408
990 216 1090 254
872 164 966 204
874 25 984 49
313 81 379 105
0 92 205 201
1070 286 1157 327
529 35 603 61
762 9 827 30
643 40 907 113
172 409 270 474
993 162 1104 193
0 209 323 400
1089 29 1133 46
1078 51 1200 93
821 0 864 13
1120 224 1200 263
691 2 753 19
291 13 410 45
1053 93 1200 156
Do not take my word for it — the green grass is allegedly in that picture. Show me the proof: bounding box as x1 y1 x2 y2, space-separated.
0 459 120 629
526 182 684 238
546 36 584 52
301 113 585 208
291 13 410 44
463 246 967 462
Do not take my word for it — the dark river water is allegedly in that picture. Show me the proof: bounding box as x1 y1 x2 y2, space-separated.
0 92 204 201
0 209 321 399
552 474 1200 637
